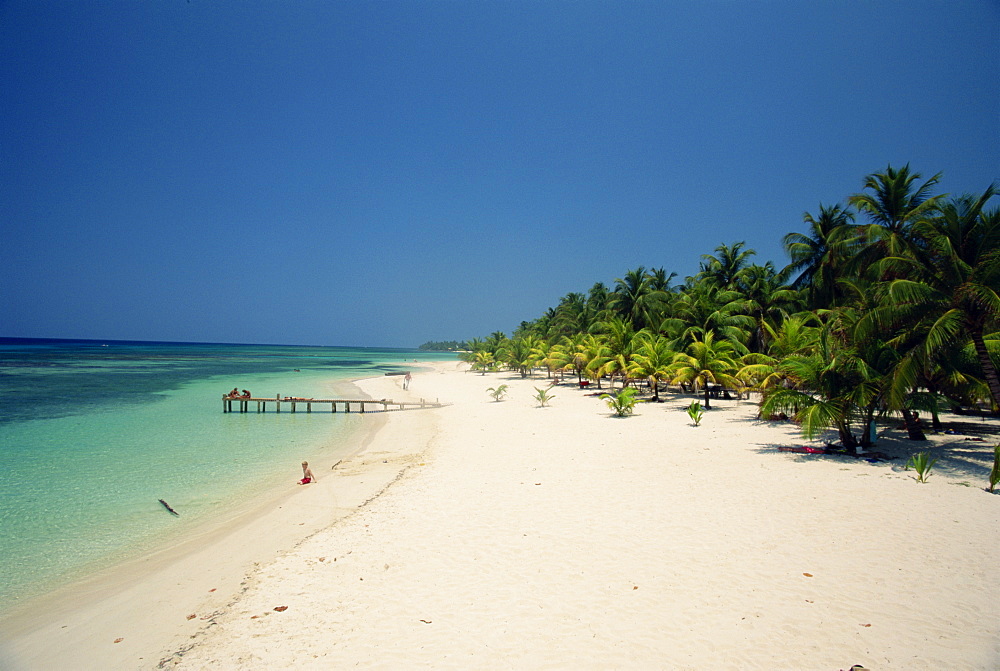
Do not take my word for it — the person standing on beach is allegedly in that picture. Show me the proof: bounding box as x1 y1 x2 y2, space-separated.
403 371 412 390
299 461 316 484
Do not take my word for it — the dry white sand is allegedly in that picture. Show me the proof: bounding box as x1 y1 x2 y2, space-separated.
3 363 999 670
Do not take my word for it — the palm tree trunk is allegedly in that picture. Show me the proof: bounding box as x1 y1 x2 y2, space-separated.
838 422 858 455
971 331 1000 412
703 385 711 409
860 404 878 449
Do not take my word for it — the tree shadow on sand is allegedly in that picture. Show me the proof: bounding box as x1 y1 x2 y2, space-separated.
753 413 1000 485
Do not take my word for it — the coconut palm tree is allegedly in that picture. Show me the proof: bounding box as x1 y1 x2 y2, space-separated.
531 338 562 379
671 283 753 352
610 267 670 331
737 313 821 393
758 320 886 454
471 350 496 375
873 184 1000 410
783 203 857 309
735 262 802 353
699 241 756 290
594 317 639 389
553 293 587 336
668 332 743 409
500 335 539 378
848 164 944 274
628 332 675 401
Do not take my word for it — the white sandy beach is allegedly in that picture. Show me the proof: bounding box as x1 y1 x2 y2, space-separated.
3 362 999 670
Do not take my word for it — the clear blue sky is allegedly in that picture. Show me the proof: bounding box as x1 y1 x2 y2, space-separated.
2 1 997 348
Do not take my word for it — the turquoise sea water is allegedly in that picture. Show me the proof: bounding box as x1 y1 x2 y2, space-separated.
0 338 456 603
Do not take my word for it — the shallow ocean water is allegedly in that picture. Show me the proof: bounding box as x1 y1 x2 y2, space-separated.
0 339 455 602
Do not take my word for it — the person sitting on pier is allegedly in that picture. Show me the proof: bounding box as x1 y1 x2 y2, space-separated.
225 388 240 398
299 461 317 485
241 389 251 398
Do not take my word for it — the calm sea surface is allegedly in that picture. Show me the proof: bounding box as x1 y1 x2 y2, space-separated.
0 338 456 603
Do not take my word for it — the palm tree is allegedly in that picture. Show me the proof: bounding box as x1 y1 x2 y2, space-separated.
699 241 755 289
471 350 496 375
671 283 753 352
595 317 639 388
485 331 508 358
758 322 885 454
610 267 671 331
628 333 675 401
874 184 1000 410
735 262 802 353
737 313 821 393
783 203 857 309
553 293 587 336
848 164 944 273
586 282 612 325
648 267 678 292
531 338 562 379
500 336 539 378
668 332 743 409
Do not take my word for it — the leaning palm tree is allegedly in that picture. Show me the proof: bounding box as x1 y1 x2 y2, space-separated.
668 332 743 409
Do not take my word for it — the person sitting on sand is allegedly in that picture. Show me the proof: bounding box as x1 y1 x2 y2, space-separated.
299 461 317 485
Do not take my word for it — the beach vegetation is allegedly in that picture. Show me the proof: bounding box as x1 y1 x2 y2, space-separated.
464 164 998 450
602 387 639 417
533 386 555 407
486 384 509 402
686 401 704 426
471 350 497 375
593 317 640 389
500 335 539 378
609 266 672 332
668 332 743 410
987 444 1000 493
784 203 858 310
907 450 939 483
628 332 675 401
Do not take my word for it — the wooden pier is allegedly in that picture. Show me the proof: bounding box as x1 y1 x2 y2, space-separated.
222 395 444 414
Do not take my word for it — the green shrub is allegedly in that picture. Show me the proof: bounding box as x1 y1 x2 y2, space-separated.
601 387 638 417
907 451 938 483
533 386 555 407
988 444 1000 493
686 401 705 426
486 384 509 402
